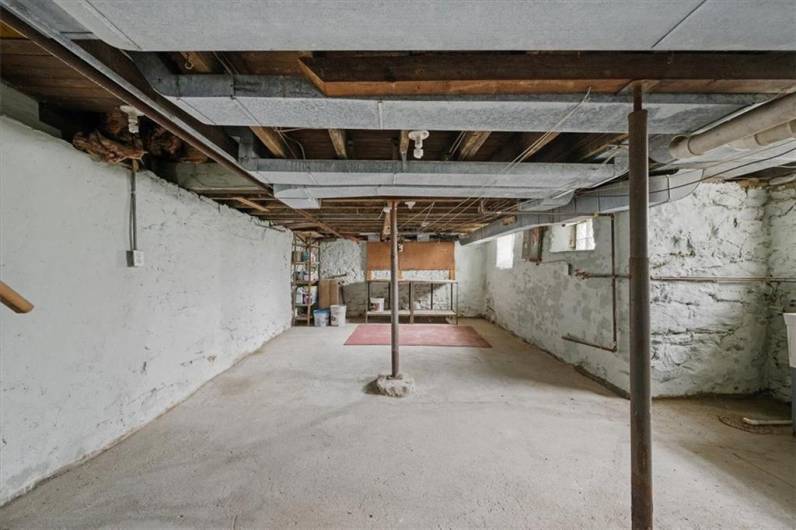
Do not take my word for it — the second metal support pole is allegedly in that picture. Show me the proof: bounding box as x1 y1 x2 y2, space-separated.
629 87 653 529
390 201 400 378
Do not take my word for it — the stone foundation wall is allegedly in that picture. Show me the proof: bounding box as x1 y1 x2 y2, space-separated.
483 182 794 399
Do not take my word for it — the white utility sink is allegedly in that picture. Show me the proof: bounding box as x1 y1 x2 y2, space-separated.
784 313 796 432
785 313 796 369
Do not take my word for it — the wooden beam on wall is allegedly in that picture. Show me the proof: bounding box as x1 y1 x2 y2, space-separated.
328 128 348 159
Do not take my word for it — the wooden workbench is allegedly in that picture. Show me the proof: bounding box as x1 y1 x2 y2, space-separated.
365 279 458 324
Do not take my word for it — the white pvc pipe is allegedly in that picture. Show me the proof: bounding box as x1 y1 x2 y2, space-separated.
670 93 796 159
729 119 796 150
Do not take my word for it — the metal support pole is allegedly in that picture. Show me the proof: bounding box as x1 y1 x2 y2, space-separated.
390 201 400 378
629 86 652 529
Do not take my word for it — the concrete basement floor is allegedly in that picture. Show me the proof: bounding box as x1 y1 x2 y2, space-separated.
1 319 793 529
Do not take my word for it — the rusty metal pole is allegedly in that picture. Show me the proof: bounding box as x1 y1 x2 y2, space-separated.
629 86 652 529
390 201 400 378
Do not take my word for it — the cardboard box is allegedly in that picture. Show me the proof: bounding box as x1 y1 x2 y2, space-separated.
318 279 341 308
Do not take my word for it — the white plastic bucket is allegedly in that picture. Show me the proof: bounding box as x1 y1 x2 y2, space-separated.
370 297 385 312
330 304 347 326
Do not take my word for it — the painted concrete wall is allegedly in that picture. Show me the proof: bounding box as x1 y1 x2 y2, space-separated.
319 239 485 317
0 117 292 505
483 182 794 398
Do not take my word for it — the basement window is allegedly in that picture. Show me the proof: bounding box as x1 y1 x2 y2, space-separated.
550 219 596 252
496 234 515 269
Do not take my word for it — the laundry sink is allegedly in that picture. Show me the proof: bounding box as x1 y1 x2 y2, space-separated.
784 313 796 431
785 313 796 366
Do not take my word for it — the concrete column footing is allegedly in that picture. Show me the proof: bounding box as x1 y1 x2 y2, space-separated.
371 374 415 398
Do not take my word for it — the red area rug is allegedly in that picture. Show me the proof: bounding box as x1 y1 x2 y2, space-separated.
345 324 491 348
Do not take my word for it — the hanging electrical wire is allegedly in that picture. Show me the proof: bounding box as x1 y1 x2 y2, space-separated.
422 88 593 234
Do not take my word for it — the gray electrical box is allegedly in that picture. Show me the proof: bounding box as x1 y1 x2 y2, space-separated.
126 250 145 267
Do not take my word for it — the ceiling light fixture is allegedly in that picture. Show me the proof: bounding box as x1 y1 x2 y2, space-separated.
408 130 429 159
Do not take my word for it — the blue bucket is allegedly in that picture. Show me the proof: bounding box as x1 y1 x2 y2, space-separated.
313 309 330 327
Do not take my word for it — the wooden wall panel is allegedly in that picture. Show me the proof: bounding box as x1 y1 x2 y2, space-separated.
367 241 455 271
366 242 391 271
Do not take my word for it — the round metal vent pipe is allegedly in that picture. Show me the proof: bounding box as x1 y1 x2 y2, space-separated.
669 92 796 159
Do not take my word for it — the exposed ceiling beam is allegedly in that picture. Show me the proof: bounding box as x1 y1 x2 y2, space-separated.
244 158 615 189
233 197 269 213
328 128 348 159
251 126 289 158
274 185 583 200
399 130 410 161
534 133 627 162
168 50 292 160
490 132 560 162
0 8 250 181
0 10 347 239
178 51 219 73
454 131 491 161
298 52 796 96
135 60 765 134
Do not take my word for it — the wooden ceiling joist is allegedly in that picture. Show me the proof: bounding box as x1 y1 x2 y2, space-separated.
328 128 348 159
490 132 560 163
251 126 289 158
399 130 410 161
298 52 796 97
454 131 492 161
233 197 269 213
166 50 292 160
534 133 627 163
177 51 220 73
380 203 392 240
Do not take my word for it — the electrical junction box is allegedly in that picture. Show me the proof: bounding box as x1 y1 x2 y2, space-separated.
126 250 145 267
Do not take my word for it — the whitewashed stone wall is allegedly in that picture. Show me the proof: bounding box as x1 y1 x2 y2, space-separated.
0 117 292 505
319 240 484 317
483 182 794 398
764 187 796 400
